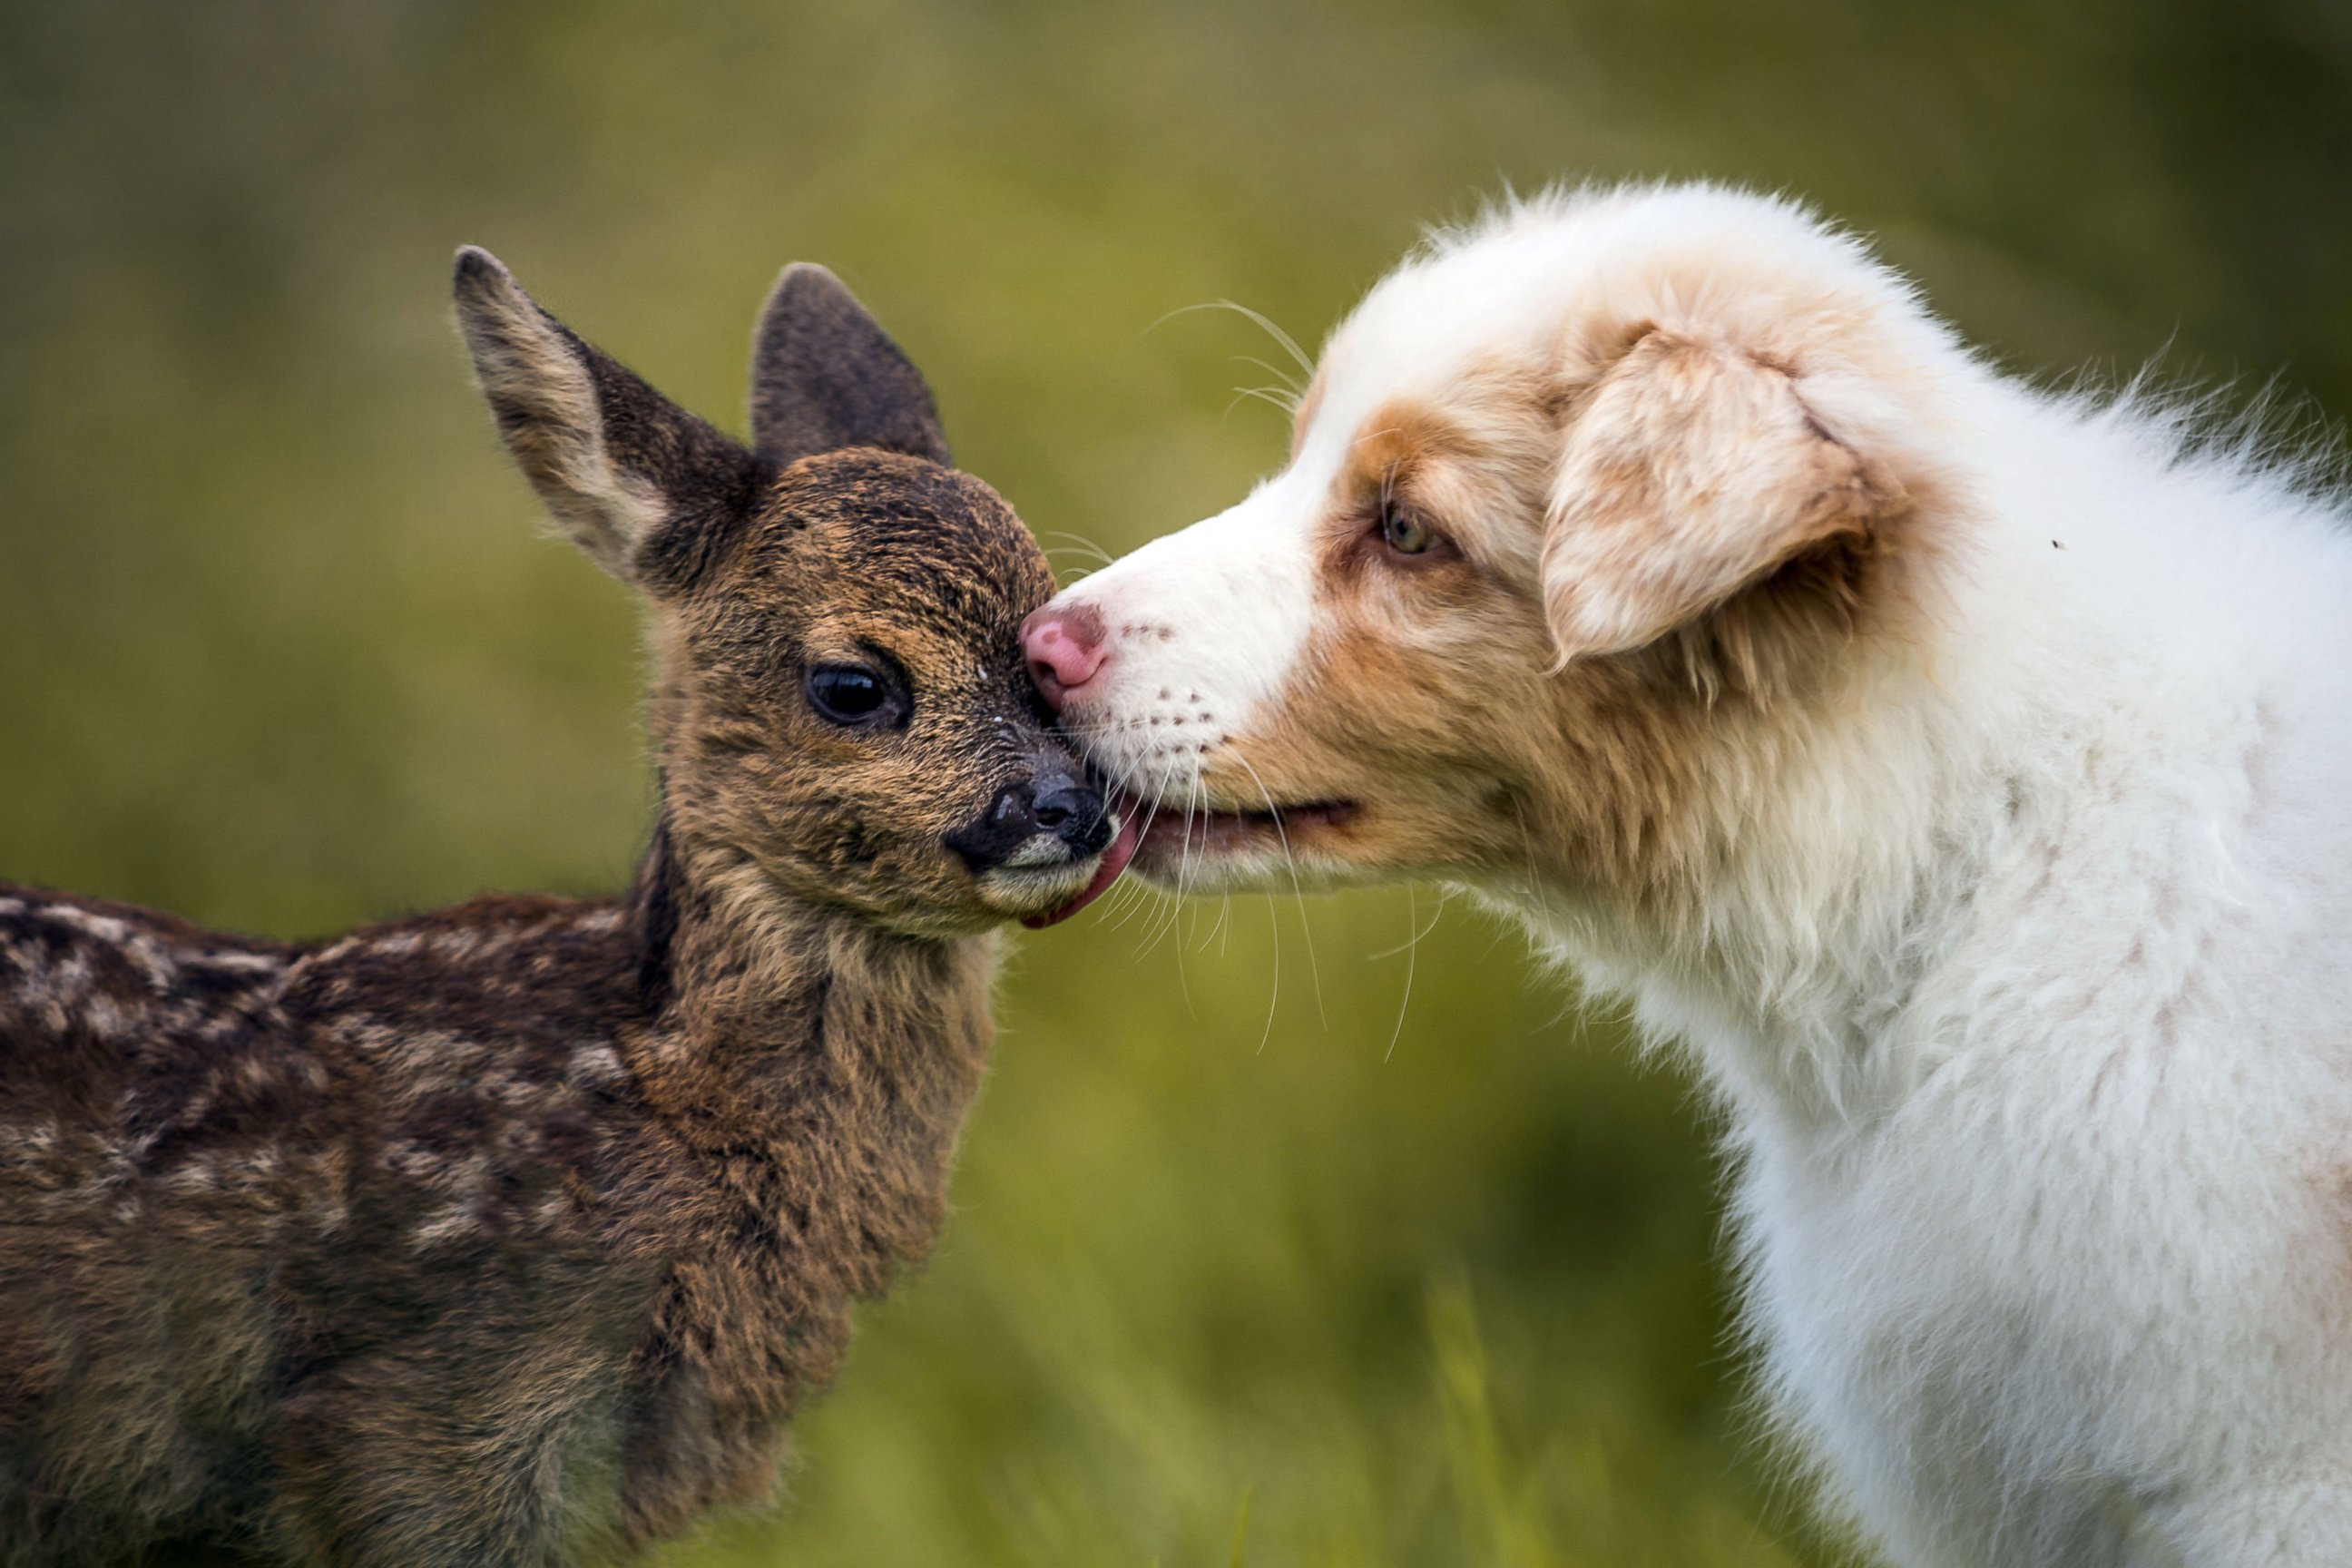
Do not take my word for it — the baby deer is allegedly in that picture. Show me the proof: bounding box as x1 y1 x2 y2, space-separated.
0 250 1133 1565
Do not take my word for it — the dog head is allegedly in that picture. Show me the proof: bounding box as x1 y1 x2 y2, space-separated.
1026 186 1962 914
455 250 1129 938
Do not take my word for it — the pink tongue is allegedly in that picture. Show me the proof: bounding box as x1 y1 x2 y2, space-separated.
1022 808 1140 930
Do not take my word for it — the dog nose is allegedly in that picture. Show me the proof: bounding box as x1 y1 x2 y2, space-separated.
1023 604 1108 710
1029 777 1113 856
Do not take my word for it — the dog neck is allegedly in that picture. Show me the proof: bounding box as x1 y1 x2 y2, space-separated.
1498 521 2096 1145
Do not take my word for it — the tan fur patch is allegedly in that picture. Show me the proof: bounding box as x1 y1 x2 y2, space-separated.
1543 330 1907 661
1187 345 1935 920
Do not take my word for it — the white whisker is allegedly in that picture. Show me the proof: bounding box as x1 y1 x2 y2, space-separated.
1226 385 1300 422
1380 884 1442 1063
1144 299 1317 384
1229 752 1328 1032
1040 530 1114 567
1257 891 1281 1054
1233 355 1305 400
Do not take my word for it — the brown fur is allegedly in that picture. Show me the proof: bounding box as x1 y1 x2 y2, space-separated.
0 256 1084 1565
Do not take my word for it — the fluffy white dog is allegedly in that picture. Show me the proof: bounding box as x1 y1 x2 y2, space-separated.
1024 184 2352 1565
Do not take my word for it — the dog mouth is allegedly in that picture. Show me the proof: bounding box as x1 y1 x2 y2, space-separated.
1008 792 1358 926
1131 799 1360 870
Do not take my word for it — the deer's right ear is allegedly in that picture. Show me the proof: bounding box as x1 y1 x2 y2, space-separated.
454 247 760 590
749 263 950 468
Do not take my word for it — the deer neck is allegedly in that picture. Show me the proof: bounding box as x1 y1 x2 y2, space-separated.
619 818 1001 1166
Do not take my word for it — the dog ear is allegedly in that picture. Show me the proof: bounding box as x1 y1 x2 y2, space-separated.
749 264 950 468
1542 329 1905 661
453 247 760 590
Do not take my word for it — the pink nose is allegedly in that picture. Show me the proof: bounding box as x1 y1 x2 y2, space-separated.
1023 603 1108 710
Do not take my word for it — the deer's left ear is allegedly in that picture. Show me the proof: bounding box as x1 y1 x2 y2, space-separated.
1542 329 1906 661
453 247 760 592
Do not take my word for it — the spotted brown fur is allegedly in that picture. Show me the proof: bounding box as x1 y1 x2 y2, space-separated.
0 255 1089 1566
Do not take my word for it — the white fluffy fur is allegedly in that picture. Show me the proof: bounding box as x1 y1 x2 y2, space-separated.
1055 185 2352 1564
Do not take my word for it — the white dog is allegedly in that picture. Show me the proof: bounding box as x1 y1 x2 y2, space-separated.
1024 184 2352 1565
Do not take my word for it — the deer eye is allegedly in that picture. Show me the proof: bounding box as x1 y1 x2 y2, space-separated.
806 664 892 726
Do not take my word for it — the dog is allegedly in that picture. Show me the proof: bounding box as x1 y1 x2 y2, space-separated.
0 251 1120 1565
1024 182 2352 1565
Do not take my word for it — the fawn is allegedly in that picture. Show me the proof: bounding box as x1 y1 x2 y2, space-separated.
0 249 1135 1565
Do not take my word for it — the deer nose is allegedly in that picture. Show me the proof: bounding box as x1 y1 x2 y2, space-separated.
1023 603 1108 710
946 769 1114 872
1030 777 1112 856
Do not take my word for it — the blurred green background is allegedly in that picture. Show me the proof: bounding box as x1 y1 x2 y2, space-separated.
3 2 2347 1563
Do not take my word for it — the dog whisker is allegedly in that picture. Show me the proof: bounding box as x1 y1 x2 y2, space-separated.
1233 355 1306 401
1257 890 1281 1054
1144 299 1317 385
1039 530 1114 567
1226 385 1301 422
1230 752 1328 1033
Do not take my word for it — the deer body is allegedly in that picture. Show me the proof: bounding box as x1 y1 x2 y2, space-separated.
0 874 990 1563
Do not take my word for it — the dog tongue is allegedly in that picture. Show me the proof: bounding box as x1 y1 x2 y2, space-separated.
1022 808 1140 930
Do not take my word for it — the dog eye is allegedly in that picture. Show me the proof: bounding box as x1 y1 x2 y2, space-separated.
806 664 892 726
1379 500 1436 556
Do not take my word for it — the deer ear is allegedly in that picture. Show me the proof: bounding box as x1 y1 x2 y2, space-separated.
453 247 760 589
749 263 950 468
1542 330 1905 661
